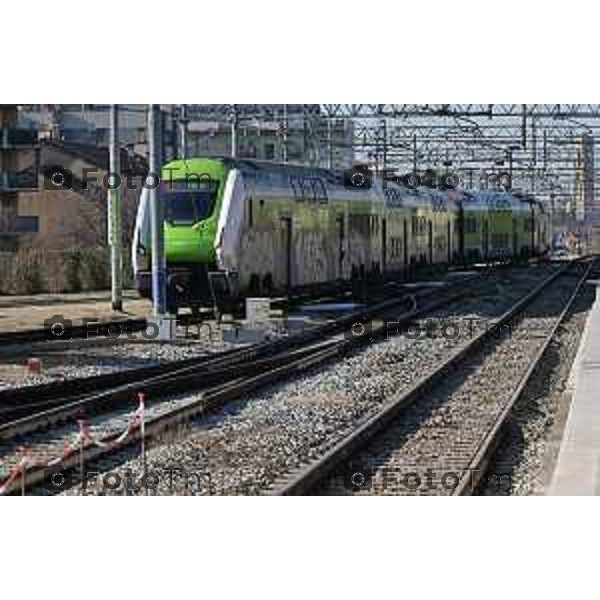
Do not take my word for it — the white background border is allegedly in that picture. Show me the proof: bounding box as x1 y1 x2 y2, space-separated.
2 0 598 597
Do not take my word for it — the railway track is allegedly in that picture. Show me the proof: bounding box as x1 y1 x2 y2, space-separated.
0 270 495 494
0 268 446 349
272 258 593 496
0 262 576 495
0 317 148 347
0 270 488 429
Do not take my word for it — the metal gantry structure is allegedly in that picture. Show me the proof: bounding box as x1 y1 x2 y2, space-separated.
176 104 600 227
27 104 600 227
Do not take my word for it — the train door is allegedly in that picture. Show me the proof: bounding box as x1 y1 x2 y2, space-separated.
447 220 452 264
381 218 387 274
281 217 292 290
336 214 345 279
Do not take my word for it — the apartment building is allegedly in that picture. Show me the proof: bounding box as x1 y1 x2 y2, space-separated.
0 104 38 251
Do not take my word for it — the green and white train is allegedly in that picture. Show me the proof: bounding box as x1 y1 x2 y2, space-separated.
133 157 550 313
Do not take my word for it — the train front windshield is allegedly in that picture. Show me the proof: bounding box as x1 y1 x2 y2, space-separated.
163 181 219 226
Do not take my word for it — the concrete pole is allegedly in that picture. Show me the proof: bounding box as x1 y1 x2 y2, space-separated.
230 104 238 158
109 104 123 311
550 192 555 247
179 104 188 160
382 119 388 172
282 104 288 163
327 118 333 169
148 104 167 316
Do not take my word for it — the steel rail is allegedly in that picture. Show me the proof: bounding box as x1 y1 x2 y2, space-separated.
0 273 489 494
272 260 583 496
0 273 483 436
452 259 595 495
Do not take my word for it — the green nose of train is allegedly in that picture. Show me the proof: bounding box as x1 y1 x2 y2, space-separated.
161 158 226 264
165 219 215 264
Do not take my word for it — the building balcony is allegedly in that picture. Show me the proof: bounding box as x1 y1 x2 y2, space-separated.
0 169 38 191
0 128 38 149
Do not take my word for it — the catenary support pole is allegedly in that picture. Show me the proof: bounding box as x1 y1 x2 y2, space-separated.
148 104 167 316
327 118 333 169
230 104 238 158
179 104 188 160
109 104 123 311
282 104 288 163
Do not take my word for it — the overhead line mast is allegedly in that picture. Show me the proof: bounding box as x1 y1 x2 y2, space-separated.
108 104 123 312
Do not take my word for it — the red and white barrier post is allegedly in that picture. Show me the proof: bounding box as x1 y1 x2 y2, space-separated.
77 419 87 495
0 393 146 496
20 448 31 496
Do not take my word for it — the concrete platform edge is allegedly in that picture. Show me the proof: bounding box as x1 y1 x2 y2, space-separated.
548 284 600 495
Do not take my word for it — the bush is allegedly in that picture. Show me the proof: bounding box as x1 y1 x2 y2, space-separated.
64 250 84 293
7 248 45 294
83 247 110 291
0 245 134 294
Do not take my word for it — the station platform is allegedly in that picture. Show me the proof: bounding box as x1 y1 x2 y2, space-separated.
0 290 150 334
549 283 600 495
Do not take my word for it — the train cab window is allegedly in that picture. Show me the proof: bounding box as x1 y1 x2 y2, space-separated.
163 184 219 226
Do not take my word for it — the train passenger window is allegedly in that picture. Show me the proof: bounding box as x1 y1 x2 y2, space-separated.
291 178 300 200
264 143 275 161
465 216 478 234
391 237 403 257
299 179 312 202
314 179 328 204
491 233 510 249
307 179 319 203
